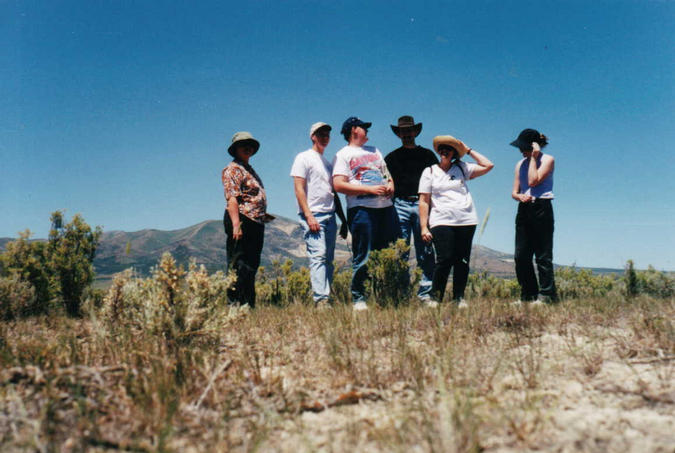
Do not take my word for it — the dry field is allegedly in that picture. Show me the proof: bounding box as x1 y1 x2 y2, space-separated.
1 295 673 452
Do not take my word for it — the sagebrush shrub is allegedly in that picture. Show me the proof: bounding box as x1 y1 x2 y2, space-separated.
0 211 101 317
0 275 36 320
367 239 412 306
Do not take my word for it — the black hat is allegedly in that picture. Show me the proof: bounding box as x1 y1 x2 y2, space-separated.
340 116 372 136
510 128 545 150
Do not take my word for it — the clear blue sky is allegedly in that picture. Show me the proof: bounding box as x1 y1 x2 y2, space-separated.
2 0 673 270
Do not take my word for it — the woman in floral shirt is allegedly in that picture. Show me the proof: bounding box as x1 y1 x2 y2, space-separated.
222 131 268 307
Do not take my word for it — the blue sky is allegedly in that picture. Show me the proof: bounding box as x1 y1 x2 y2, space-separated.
1 0 673 270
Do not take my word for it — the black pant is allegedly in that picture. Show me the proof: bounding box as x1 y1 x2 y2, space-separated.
224 211 265 307
430 225 476 302
514 199 557 301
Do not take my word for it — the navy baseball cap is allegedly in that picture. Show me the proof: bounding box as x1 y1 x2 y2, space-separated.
341 116 372 135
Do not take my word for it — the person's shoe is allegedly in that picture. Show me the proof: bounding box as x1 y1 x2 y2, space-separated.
511 300 523 307
457 299 469 309
530 299 545 307
424 300 439 308
316 300 331 310
353 301 368 312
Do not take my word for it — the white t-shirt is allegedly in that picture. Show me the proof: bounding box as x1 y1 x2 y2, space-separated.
418 162 479 227
332 145 393 209
290 149 335 214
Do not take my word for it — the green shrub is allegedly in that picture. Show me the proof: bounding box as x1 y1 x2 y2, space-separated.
635 266 674 298
256 259 313 306
47 211 102 316
331 265 352 304
0 212 101 317
0 230 52 314
624 259 638 298
0 275 37 320
467 272 520 300
555 267 617 300
101 253 238 345
367 239 412 307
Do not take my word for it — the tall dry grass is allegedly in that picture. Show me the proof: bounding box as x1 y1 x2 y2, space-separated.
1 274 673 451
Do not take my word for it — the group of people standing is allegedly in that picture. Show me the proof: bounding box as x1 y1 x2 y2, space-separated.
221 116 558 310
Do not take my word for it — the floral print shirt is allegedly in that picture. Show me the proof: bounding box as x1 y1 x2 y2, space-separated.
222 159 267 223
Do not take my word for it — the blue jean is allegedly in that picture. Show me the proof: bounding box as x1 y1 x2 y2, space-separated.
347 205 400 303
394 198 435 299
299 212 337 302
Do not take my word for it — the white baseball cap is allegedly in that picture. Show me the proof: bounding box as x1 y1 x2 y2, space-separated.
309 122 332 139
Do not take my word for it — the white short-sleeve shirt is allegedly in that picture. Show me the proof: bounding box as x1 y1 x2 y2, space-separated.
290 149 335 214
418 162 479 227
332 145 393 209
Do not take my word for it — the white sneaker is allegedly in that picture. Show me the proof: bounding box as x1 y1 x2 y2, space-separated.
530 299 545 307
457 299 469 309
511 300 523 307
425 300 439 308
353 301 368 312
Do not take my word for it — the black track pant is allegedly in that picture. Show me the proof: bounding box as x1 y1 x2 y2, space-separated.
430 225 476 302
514 199 557 302
224 211 265 307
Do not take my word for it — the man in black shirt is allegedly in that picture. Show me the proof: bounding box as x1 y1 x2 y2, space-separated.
385 115 439 302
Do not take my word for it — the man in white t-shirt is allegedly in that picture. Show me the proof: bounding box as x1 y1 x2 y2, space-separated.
332 116 400 310
290 122 348 306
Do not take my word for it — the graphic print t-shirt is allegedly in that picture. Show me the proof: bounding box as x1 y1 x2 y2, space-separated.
332 145 393 209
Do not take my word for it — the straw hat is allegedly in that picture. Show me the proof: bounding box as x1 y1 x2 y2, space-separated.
432 135 470 158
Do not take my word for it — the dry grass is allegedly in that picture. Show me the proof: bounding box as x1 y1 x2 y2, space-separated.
1 295 674 452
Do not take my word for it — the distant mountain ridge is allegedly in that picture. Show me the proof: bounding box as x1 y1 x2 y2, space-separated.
0 216 623 279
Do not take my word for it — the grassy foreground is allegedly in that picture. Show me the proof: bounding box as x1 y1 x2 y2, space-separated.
1 295 673 452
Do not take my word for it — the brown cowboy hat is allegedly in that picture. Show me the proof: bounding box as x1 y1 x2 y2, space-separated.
390 115 422 137
432 135 471 158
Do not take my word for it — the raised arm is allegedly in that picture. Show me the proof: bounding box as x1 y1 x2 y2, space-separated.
466 148 494 179
512 161 533 203
528 144 554 186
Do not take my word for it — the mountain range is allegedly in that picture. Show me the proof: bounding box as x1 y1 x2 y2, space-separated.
0 215 621 281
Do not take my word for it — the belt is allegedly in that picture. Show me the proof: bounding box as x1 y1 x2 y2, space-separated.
396 195 419 202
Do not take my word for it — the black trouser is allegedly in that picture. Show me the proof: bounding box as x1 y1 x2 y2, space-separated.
514 199 557 302
430 225 476 302
224 211 265 307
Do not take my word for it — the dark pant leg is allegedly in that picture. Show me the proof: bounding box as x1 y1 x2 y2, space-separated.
348 207 373 303
430 226 455 302
372 205 401 251
224 212 264 307
514 203 539 301
531 200 557 301
451 225 476 301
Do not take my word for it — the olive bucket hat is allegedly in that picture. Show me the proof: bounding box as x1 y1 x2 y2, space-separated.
228 131 260 157
432 135 471 158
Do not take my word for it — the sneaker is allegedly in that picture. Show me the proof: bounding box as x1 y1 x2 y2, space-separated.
316 300 331 310
424 300 439 308
511 300 523 307
457 299 469 309
353 301 368 312
530 299 545 307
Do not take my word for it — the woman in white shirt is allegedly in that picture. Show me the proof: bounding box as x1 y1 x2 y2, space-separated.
418 135 494 307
